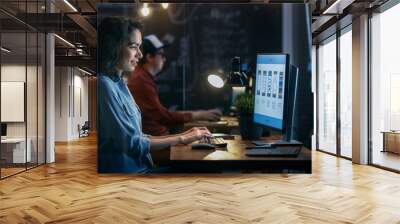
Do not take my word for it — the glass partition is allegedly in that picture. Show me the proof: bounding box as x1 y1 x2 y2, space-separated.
317 36 337 155
339 27 352 158
371 3 400 171
1 31 28 177
0 0 46 179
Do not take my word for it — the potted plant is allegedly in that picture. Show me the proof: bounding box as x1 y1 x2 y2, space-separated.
234 93 263 140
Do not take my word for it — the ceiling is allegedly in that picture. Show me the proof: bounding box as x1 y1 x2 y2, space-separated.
0 0 391 72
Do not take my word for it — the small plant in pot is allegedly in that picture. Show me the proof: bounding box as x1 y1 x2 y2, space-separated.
234 93 263 140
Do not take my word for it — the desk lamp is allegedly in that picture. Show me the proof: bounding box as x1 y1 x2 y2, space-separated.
207 56 249 88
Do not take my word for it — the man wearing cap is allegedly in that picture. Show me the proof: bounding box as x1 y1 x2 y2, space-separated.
128 34 222 136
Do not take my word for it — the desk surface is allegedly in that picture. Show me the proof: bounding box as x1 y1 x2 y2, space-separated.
381 131 400 134
184 116 239 133
170 136 311 172
1 138 27 143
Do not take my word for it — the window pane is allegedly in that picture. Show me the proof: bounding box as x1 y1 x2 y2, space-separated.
1 31 28 177
371 3 400 171
318 37 337 154
340 29 352 158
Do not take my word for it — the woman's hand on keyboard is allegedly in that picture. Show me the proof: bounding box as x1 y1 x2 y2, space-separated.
179 127 212 145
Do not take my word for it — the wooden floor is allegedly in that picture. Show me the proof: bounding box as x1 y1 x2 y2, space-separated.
1 136 400 223
1 163 44 178
372 150 400 171
1 167 26 178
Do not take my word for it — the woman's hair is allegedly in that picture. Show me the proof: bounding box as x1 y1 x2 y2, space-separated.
98 17 143 74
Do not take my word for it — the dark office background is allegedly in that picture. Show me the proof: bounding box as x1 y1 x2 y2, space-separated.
98 3 283 112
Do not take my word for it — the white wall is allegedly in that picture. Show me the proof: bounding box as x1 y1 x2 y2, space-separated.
1 65 26 140
55 66 69 141
1 64 46 164
71 71 89 139
1 65 26 81
1 65 26 129
1 65 40 137
54 66 89 141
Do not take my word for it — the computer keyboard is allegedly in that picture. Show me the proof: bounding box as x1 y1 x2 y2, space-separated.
245 147 301 157
199 137 227 147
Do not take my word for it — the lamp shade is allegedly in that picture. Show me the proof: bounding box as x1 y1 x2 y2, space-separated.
207 74 225 88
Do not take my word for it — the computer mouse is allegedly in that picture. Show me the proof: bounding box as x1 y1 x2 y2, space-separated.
191 143 216 150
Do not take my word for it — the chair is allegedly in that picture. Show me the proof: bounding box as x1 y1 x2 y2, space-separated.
78 121 90 138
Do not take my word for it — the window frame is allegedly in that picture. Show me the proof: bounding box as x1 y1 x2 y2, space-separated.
315 23 353 161
368 0 400 172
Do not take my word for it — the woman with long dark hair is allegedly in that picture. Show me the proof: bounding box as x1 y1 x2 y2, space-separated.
97 17 210 173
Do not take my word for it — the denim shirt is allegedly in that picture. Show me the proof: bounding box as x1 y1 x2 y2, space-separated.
97 73 154 173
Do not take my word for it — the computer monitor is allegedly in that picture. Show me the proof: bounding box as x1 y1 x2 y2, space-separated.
1 123 7 138
254 54 289 131
284 65 299 142
253 54 302 146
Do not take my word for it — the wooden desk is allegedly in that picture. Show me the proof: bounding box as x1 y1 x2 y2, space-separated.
183 116 239 133
1 138 32 164
170 136 311 173
382 131 400 154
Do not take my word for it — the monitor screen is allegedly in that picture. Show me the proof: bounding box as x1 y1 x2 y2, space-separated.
254 54 289 130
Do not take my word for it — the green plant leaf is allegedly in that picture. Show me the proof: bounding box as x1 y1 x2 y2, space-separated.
234 92 254 114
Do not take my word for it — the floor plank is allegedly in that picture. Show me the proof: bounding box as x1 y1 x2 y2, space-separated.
1 135 400 223
372 150 400 171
